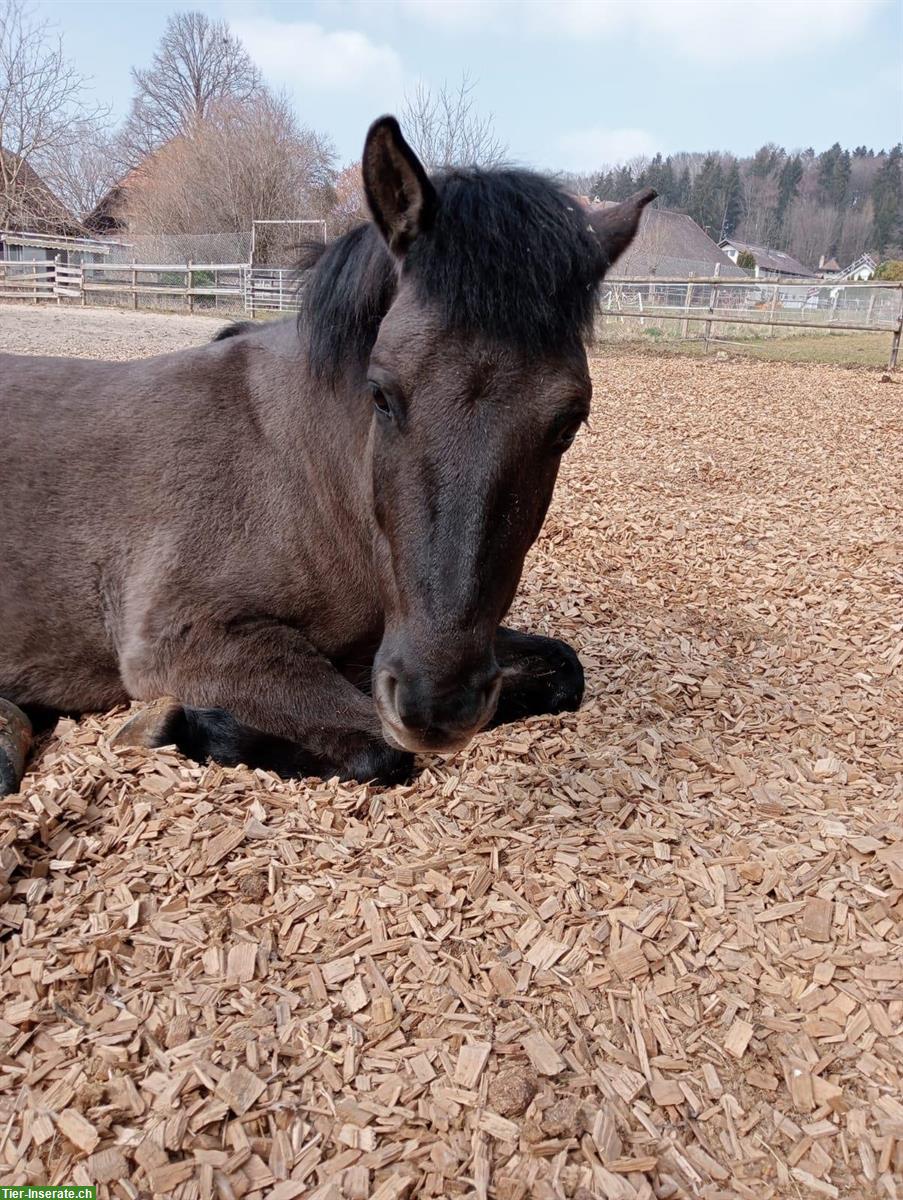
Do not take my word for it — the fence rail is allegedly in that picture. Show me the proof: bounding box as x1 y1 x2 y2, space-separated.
2 260 902 367
598 277 902 366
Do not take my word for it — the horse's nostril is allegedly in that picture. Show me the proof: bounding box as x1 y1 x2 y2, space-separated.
383 672 399 715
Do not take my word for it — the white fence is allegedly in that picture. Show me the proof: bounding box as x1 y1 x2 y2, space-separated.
598 277 903 365
0 258 294 315
2 260 902 366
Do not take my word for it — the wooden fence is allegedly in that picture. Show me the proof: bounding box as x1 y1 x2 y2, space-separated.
599 277 903 367
3 259 903 367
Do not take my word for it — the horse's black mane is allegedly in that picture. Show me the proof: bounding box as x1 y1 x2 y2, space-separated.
299 169 607 381
213 320 256 341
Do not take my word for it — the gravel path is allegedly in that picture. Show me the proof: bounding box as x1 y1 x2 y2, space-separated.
0 302 232 360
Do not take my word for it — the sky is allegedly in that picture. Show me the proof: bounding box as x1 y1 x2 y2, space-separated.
34 0 903 172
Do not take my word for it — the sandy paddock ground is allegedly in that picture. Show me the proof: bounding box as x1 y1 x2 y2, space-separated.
1 305 901 1200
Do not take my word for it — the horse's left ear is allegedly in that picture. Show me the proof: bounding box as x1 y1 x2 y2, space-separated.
586 187 657 270
363 115 438 257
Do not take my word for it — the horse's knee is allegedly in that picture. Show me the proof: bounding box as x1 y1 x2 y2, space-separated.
152 706 415 787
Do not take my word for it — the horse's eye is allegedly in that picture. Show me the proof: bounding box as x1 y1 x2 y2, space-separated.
553 419 583 453
369 381 392 419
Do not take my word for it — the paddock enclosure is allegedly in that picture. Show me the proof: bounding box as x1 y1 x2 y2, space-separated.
1 307 901 1200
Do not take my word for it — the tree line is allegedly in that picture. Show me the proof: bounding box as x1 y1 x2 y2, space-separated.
576 140 901 269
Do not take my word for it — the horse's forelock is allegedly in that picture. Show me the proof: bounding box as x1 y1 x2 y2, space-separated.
299 169 605 381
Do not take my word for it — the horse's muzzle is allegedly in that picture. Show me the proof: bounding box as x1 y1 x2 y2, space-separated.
373 660 502 755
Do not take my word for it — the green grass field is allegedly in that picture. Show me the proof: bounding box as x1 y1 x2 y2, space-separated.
595 328 895 369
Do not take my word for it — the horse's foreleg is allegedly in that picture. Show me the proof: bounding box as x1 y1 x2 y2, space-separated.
0 699 33 798
487 627 585 729
119 620 413 785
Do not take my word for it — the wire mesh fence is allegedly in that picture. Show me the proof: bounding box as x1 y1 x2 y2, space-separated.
599 278 902 332
597 278 903 366
102 233 252 266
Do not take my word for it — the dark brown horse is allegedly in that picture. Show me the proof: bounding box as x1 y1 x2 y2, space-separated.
0 117 654 794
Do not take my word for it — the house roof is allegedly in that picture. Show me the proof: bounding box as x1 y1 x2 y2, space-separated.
592 202 747 278
721 237 814 278
820 256 841 272
84 147 172 234
0 148 84 237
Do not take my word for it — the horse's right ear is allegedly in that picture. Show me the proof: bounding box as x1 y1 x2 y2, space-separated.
363 116 438 257
585 188 657 270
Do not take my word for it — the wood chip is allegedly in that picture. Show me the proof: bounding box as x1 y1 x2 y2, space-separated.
724 1018 755 1059
801 895 835 942
215 1066 266 1115
522 1030 566 1076
56 1109 99 1154
455 1042 491 1089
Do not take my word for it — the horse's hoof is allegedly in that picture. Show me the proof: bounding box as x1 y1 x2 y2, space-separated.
0 699 33 798
111 697 182 749
339 739 416 786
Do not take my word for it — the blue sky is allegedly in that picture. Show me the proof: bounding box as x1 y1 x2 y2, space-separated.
37 0 902 170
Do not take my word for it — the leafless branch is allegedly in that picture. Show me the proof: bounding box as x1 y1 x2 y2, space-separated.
401 73 507 170
122 10 262 159
0 0 108 230
122 89 335 262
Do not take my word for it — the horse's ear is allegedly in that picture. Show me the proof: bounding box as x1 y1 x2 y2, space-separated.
586 187 657 270
363 116 438 257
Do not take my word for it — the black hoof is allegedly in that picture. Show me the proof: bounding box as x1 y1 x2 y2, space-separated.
0 698 33 798
490 635 585 728
337 739 415 786
545 640 585 714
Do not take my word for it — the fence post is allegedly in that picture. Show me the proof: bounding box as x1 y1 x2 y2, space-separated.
703 265 720 353
767 282 779 337
889 285 903 370
865 289 877 328
54 255 61 307
187 261 193 313
131 262 138 311
680 278 692 339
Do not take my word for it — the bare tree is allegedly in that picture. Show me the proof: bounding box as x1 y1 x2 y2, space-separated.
0 0 106 230
401 74 507 170
123 90 335 261
123 10 262 159
782 198 836 268
329 163 367 236
35 121 125 219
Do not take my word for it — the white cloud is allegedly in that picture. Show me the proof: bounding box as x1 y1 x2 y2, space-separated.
559 127 658 170
390 0 886 61
394 0 500 31
230 17 403 93
547 0 884 61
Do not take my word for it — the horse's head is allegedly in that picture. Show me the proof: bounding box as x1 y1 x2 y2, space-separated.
356 117 654 754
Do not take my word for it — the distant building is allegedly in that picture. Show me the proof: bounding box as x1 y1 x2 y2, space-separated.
818 254 842 279
0 148 123 264
719 237 815 280
586 200 746 278
837 253 877 282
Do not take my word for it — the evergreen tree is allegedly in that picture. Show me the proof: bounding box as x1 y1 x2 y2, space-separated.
721 159 743 237
676 166 691 210
872 144 902 254
689 154 724 236
612 165 635 200
817 143 851 206
777 154 803 221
